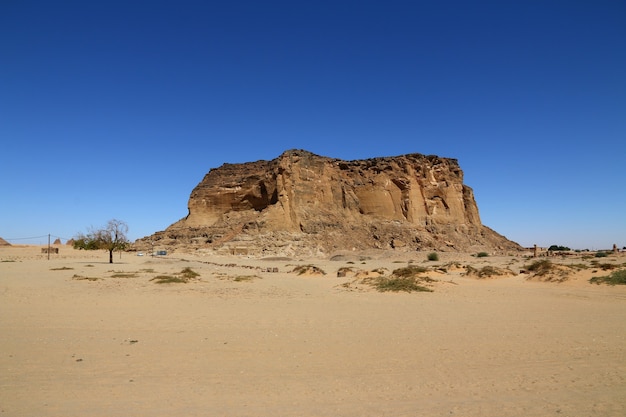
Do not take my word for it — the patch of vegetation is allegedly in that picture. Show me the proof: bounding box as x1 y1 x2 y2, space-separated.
110 272 138 278
372 276 433 293
233 275 260 282
150 267 201 284
592 262 618 271
150 275 188 284
180 267 200 279
140 268 155 273
50 266 73 270
72 274 100 281
1 259 16 262
392 265 428 277
85 264 94 267
476 252 489 258
595 251 609 258
465 265 513 278
525 260 553 276
427 252 439 261
364 266 436 293
589 269 626 286
292 265 326 275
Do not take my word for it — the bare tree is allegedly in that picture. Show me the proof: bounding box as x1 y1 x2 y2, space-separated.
74 219 129 263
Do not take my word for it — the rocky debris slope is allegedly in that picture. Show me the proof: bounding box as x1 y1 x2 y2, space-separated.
136 150 522 256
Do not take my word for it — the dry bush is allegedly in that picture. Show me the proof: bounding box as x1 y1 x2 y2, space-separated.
150 267 200 284
72 274 100 281
365 266 436 293
292 265 326 275
371 276 433 293
524 260 574 283
590 269 626 285
464 265 514 279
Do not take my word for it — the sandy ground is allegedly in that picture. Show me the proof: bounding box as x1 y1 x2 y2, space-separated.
1 246 625 417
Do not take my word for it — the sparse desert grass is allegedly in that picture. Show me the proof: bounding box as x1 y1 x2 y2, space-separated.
1 259 16 262
525 260 553 276
364 265 436 293
110 272 138 278
371 276 433 293
589 261 618 270
50 266 73 270
150 267 200 284
140 268 155 273
465 265 514 279
180 267 200 279
233 275 260 282
524 260 576 283
292 265 326 275
589 269 626 285
392 265 429 277
150 275 188 284
72 274 100 281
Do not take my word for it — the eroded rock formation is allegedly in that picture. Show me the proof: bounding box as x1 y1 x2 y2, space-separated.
137 150 521 256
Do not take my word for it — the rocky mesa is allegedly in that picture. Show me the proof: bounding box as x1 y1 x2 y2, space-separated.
137 150 522 256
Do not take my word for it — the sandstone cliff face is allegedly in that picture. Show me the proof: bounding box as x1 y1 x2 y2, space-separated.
138 150 521 256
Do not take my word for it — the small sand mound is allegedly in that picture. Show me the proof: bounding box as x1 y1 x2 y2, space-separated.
464 265 516 279
523 260 573 283
0 237 11 246
292 265 326 276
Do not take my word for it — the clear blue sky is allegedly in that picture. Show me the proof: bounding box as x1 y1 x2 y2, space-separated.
1 0 625 250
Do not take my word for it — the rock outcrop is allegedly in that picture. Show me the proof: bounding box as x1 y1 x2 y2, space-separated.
137 150 521 256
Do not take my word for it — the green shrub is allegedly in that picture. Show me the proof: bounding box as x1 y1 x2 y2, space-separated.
233 275 258 282
392 265 428 277
525 260 553 276
476 252 489 258
427 252 439 261
110 272 138 278
465 265 514 278
372 276 433 293
589 269 626 285
180 267 200 279
150 267 200 284
150 275 187 284
595 252 608 258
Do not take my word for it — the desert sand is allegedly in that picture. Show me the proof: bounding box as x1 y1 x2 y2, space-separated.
1 246 625 416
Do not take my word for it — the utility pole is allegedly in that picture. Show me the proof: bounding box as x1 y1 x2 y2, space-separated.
48 234 50 260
